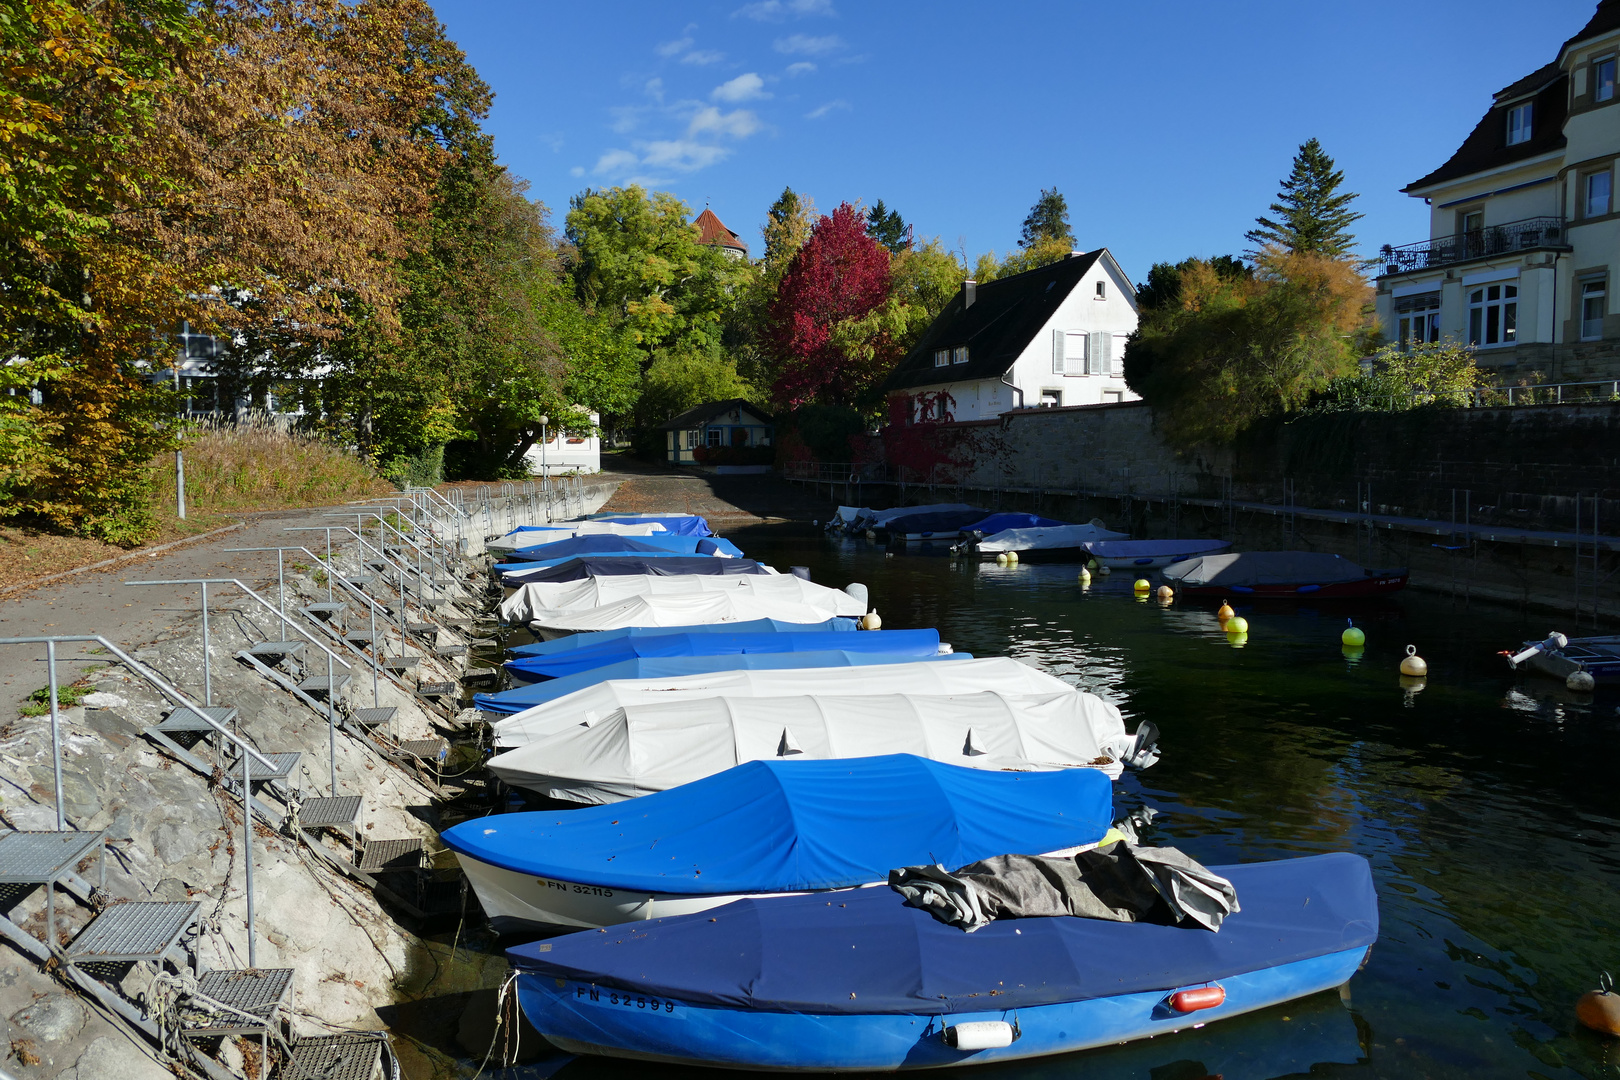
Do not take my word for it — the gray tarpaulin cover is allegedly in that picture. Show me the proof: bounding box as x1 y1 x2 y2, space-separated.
890 841 1239 932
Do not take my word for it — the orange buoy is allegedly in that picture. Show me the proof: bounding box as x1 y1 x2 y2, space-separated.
1578 974 1620 1035
1217 602 1234 621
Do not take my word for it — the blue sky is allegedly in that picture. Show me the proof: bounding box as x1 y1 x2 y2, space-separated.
427 0 1597 280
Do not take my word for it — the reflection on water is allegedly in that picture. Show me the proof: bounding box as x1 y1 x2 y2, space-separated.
491 526 1620 1080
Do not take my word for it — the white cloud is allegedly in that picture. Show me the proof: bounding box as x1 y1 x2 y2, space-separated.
681 49 725 65
655 36 693 57
687 106 763 139
786 61 816 76
641 139 732 172
734 0 835 20
712 73 769 103
593 149 641 175
774 33 844 55
805 99 849 119
569 165 585 177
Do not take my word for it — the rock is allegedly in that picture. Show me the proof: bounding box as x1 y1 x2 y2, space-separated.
153 877 190 902
82 692 127 709
151 819 210 864
69 1034 175 1080
11 993 86 1042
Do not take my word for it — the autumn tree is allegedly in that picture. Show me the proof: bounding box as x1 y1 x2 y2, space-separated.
1245 139 1363 259
1020 187 1073 249
766 202 893 409
866 200 910 254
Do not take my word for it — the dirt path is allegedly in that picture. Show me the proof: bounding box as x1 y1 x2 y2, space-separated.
594 454 831 531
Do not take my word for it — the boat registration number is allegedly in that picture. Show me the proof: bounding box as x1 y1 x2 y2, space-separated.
570 983 684 1018
537 878 614 898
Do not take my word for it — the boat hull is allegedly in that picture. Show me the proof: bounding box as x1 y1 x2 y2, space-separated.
515 946 1370 1072
1519 643 1620 684
1094 553 1206 570
1175 573 1408 598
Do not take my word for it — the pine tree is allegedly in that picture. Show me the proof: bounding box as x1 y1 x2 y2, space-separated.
866 199 910 254
1245 139 1363 259
1019 187 1072 249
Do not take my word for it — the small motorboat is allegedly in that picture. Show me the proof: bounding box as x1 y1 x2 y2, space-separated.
837 504 987 539
501 573 861 623
503 626 929 685
487 521 665 553
484 688 1158 802
883 508 996 542
587 514 713 537
1505 632 1620 684
1162 552 1408 598
500 555 771 585
489 655 1069 748
1084 539 1231 570
507 616 864 664
443 754 1115 931
510 581 869 633
958 512 1070 536
477 647 969 714
505 851 1377 1071
970 521 1129 561
501 533 744 565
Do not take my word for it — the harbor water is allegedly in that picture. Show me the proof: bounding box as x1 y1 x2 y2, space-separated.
484 522 1620 1080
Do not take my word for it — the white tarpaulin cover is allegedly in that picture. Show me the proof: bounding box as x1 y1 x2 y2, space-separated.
525 591 862 638
976 522 1129 553
500 574 862 624
488 521 664 552
491 655 1075 748
486 689 1135 803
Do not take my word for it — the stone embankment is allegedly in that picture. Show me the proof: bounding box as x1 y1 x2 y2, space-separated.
0 480 613 1079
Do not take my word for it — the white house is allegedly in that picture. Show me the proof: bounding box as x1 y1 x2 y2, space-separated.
1374 0 1620 382
659 398 774 465
880 250 1139 420
523 407 603 475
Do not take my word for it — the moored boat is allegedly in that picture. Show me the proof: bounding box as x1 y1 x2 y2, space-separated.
505 851 1377 1071
443 754 1115 931
1161 552 1408 598
511 583 869 634
1084 538 1231 570
970 521 1129 561
499 555 770 585
1504 631 1620 683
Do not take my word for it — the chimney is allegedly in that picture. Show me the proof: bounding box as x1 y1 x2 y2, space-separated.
963 279 977 309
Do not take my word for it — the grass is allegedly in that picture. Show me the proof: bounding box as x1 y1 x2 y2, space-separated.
18 683 88 716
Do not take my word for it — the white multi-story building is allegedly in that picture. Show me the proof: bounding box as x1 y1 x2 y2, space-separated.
1374 1 1620 381
881 250 1139 420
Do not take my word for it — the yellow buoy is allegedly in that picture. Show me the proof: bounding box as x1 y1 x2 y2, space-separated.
995 552 1009 566
1134 579 1151 593
1086 558 1099 570
1342 645 1365 663
1226 631 1248 648
1578 974 1620 1035
1400 645 1427 677
1007 551 1019 565
860 611 882 631
1156 585 1173 600
1342 621 1365 647
1217 602 1235 621
1226 615 1249 634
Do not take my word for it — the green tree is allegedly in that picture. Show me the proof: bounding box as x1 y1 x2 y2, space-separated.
635 344 756 431
1019 187 1073 249
829 238 966 409
1245 138 1363 259
866 199 910 254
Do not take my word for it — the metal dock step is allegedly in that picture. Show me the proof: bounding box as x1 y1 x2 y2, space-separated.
282 1032 388 1080
381 656 421 671
237 751 300 787
0 830 104 884
360 838 424 874
345 575 376 588
296 796 362 841
184 968 294 1036
344 631 376 644
434 644 467 658
399 739 447 763
349 707 398 729
417 681 457 698
406 623 439 636
66 900 198 965
300 603 347 623
297 674 352 699
157 705 239 733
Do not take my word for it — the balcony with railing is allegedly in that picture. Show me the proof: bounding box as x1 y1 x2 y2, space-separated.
1377 216 1569 278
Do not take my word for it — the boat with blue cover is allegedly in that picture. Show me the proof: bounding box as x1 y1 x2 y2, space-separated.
501 555 769 584
443 754 1114 931
958 512 1070 536
1084 538 1232 570
507 616 857 658
505 851 1377 1071
504 626 937 684
476 647 968 714
586 514 713 537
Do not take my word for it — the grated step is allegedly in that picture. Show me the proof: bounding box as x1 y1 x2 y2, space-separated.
157 705 238 733
406 623 439 636
434 645 467 658
297 674 352 698
0 830 104 885
399 739 447 763
381 656 421 671
360 838 424 874
300 603 347 622
247 640 306 659
236 751 300 785
344 575 376 588
343 632 375 644
417 682 457 698
281 1032 388 1080
349 707 397 729
184 968 294 1034
66 900 198 964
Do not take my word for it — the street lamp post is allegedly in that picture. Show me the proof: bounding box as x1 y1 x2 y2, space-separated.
539 414 549 487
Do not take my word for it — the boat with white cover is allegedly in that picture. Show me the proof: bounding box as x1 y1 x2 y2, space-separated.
485 689 1159 803
972 521 1129 560
500 573 863 624
490 655 1081 748
1084 538 1232 570
441 754 1116 931
519 589 868 638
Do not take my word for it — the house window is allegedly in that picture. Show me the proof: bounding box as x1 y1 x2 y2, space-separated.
1094 281 1106 299
706 428 722 448
1582 279 1606 340
1039 389 1062 407
1506 102 1532 145
1103 389 1125 403
1052 329 1086 374
933 348 950 368
1468 283 1517 346
1585 170 1612 218
952 345 969 364
1396 293 1441 350
1595 56 1617 102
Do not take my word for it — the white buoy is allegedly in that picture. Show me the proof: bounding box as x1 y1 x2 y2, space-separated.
944 1021 1015 1050
1568 668 1596 692
1006 551 1019 565
995 552 1009 566
1400 645 1427 677
860 611 883 630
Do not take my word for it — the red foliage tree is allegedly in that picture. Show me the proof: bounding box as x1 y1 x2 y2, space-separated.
766 202 892 408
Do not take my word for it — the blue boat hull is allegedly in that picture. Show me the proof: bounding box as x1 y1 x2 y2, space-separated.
515 945 1369 1072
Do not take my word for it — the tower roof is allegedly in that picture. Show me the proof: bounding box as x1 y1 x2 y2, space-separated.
694 208 748 255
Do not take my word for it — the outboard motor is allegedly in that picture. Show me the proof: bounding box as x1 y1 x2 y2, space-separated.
843 582 869 609
1122 721 1161 769
1508 632 1569 667
790 566 812 581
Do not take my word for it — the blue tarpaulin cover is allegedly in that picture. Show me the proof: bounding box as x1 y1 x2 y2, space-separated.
506 851 1377 1015
882 509 991 536
448 754 1114 894
474 648 970 713
962 512 1070 535
505 627 935 681
506 534 744 562
1084 540 1231 559
508 617 855 658
592 515 713 537
508 557 770 584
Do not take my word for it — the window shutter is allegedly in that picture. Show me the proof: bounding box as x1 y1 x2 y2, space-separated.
1052 329 1065 373
1108 334 1121 375
1088 332 1105 375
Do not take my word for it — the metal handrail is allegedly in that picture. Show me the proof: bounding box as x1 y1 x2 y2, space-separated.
1471 379 1620 406
1378 216 1569 276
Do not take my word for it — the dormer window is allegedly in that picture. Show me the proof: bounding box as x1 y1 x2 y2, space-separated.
1506 102 1533 145
952 345 969 364
1596 56 1617 102
933 348 950 368
1094 281 1106 299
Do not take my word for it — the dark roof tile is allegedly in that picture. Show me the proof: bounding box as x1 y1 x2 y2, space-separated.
659 398 772 431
